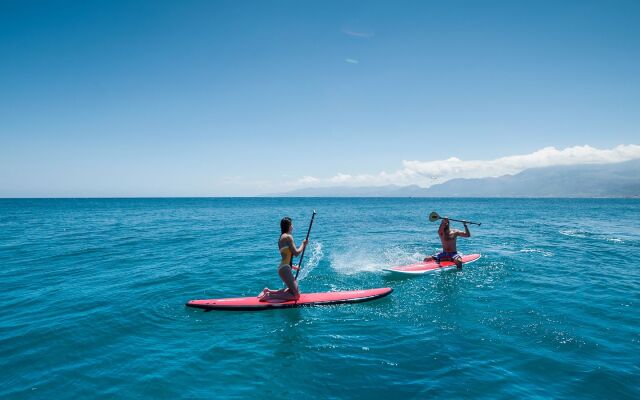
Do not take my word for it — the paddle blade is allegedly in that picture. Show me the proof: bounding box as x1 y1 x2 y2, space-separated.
429 211 440 222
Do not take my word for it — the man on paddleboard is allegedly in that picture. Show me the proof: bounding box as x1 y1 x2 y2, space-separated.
424 217 471 269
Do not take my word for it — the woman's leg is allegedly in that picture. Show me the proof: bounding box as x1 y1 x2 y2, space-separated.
278 266 300 299
259 267 300 301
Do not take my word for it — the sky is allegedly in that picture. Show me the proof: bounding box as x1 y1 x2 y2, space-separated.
1 0 639 197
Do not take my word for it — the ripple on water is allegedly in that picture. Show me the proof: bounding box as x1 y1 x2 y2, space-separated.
1 198 640 398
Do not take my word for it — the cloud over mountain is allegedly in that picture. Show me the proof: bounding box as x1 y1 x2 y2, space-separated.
297 144 640 188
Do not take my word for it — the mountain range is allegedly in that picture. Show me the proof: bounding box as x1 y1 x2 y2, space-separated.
275 159 640 197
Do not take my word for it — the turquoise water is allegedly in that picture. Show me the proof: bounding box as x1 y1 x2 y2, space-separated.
1 198 639 399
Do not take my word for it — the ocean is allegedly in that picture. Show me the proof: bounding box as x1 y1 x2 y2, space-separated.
1 198 638 399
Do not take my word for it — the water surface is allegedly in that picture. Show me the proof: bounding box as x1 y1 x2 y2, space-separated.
1 198 638 398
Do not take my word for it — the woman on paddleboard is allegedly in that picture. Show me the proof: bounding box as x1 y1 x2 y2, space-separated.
258 217 307 301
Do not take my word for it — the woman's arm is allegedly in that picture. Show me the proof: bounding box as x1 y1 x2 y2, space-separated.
287 235 308 256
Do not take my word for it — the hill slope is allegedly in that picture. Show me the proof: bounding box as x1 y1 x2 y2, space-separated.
274 160 640 197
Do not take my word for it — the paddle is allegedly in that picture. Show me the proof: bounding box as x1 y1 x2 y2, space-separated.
295 210 317 280
429 211 481 226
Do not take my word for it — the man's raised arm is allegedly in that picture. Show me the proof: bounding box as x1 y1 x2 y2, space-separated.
457 223 471 238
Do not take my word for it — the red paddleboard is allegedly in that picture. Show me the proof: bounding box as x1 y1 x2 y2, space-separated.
186 287 393 311
383 254 481 275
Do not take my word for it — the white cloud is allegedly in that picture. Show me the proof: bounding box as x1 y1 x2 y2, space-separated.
312 144 640 188
341 29 374 38
402 144 640 182
298 176 319 184
344 58 359 64
218 144 640 195
329 173 353 183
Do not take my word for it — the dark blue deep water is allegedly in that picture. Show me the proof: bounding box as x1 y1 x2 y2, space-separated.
1 198 639 399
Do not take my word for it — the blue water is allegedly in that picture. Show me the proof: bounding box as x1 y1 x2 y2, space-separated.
1 198 639 399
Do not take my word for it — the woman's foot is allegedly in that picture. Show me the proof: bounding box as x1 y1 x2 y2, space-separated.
259 290 298 303
258 292 271 302
257 288 269 299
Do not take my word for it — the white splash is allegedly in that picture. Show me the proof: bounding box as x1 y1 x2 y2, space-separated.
519 248 555 257
330 245 425 275
296 241 324 281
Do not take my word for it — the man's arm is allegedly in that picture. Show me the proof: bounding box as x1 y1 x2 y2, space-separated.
438 218 447 236
456 223 471 238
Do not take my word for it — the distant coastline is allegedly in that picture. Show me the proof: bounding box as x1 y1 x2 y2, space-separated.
1 159 638 199
272 160 640 198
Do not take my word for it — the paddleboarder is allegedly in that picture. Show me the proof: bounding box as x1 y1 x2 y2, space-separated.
258 217 307 301
424 217 471 269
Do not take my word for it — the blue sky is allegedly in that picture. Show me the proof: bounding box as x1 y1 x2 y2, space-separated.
1 0 639 196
